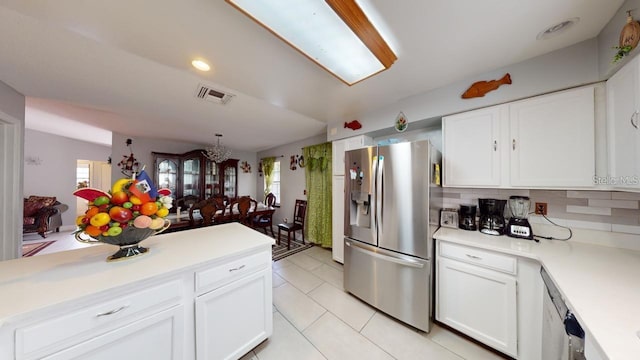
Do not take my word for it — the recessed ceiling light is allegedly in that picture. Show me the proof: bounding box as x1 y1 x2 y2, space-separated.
536 17 580 40
191 59 211 72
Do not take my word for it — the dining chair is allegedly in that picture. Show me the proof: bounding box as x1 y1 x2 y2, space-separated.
265 192 276 207
236 196 256 226
277 199 307 249
189 199 218 227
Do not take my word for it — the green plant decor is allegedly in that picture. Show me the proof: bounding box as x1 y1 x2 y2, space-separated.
613 45 634 64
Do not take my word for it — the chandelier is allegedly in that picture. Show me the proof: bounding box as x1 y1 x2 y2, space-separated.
203 133 231 163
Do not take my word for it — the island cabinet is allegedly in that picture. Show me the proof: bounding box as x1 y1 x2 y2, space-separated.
0 224 274 360
443 85 595 188
153 149 239 201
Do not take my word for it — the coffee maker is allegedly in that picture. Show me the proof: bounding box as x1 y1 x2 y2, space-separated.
506 196 534 240
458 204 477 231
478 199 507 235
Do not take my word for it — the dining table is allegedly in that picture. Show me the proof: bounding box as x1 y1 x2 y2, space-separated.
164 202 275 232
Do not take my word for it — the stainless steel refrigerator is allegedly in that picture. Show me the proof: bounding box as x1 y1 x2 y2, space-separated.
343 140 441 332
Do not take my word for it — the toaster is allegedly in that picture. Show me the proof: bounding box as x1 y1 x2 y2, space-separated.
440 208 459 228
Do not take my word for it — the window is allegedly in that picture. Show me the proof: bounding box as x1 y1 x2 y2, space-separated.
76 161 90 189
264 160 281 205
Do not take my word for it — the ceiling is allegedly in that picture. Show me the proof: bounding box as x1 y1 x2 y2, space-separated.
0 0 624 151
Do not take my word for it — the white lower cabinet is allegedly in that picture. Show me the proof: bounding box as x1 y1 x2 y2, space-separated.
195 268 272 360
6 246 272 360
42 306 183 360
437 243 518 358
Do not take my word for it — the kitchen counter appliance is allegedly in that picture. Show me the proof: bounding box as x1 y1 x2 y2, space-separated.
478 198 506 235
343 140 441 332
506 196 534 239
458 204 477 231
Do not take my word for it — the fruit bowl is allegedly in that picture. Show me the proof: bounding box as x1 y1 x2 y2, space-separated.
75 219 170 261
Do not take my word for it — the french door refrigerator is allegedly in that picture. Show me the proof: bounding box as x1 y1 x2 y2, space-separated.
343 140 441 332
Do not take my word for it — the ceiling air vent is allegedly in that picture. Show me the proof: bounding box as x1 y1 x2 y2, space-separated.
195 84 234 105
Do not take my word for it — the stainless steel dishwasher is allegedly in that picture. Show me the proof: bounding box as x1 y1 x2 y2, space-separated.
541 268 586 360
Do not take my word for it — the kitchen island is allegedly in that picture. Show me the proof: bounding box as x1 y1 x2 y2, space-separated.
0 223 274 359
435 226 640 360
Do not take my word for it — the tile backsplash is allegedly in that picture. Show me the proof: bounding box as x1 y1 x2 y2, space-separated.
439 188 640 235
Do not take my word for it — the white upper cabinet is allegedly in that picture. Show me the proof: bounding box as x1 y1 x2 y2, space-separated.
443 86 596 188
606 56 640 190
510 86 595 187
443 105 506 187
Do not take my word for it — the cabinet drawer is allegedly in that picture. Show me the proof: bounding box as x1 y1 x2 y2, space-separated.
195 250 270 294
16 280 182 358
439 242 517 275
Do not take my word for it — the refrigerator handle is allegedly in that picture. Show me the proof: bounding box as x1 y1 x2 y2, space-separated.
371 155 378 241
376 155 384 237
346 240 425 268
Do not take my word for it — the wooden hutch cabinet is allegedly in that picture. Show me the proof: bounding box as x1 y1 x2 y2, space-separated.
152 149 238 202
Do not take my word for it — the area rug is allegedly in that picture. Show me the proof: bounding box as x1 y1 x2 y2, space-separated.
271 236 313 262
22 241 55 257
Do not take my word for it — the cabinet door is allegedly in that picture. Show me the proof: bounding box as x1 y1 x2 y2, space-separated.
437 257 517 357
222 160 239 198
195 268 272 360
42 306 183 360
332 175 345 263
607 58 640 189
510 86 595 187
443 105 504 187
183 156 202 197
157 158 179 197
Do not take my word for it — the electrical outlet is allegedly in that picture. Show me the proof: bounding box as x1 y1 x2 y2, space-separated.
535 202 547 215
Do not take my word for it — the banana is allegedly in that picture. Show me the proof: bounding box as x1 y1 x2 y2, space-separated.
111 178 132 194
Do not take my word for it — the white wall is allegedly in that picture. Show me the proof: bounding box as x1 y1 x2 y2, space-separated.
24 129 111 229
328 39 599 141
257 134 327 225
0 79 25 260
112 132 258 199
597 0 640 79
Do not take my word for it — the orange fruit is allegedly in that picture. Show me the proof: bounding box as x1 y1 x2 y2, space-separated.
140 202 159 216
85 206 100 218
129 195 142 205
84 225 102 237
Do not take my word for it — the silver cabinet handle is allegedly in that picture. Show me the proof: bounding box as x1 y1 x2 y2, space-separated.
512 139 516 150
96 305 129 317
229 264 246 272
493 140 497 151
466 254 482 260
632 111 639 129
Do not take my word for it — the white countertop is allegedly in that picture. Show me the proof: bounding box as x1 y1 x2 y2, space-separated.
0 223 274 324
434 227 640 360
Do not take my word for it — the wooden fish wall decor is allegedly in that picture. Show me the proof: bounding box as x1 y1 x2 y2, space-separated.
344 120 362 130
462 73 512 99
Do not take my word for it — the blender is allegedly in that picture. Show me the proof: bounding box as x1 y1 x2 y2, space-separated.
506 196 534 239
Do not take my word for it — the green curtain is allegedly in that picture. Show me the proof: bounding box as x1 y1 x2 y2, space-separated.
303 142 332 248
262 157 275 197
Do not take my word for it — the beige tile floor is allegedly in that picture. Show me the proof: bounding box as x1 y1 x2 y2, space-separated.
28 231 506 360
245 246 506 360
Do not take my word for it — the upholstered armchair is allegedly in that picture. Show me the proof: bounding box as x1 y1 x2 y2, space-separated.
23 196 68 238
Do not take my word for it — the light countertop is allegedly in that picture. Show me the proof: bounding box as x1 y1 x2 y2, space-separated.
434 227 640 360
0 223 274 324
